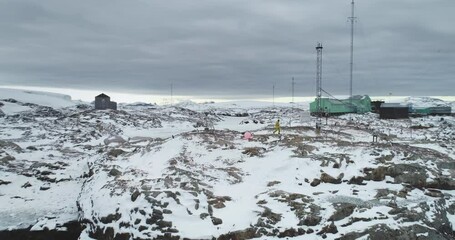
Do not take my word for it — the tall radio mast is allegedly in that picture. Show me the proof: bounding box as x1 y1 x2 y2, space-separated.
348 0 356 106
316 43 323 131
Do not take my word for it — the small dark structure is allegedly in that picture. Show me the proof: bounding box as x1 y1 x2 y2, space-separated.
95 93 117 110
371 100 385 113
379 103 409 119
410 106 452 116
372 134 379 143
428 106 452 116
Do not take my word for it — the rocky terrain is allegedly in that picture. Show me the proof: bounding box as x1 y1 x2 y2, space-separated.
0 90 455 240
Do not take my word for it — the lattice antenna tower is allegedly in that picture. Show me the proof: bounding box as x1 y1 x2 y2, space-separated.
291 77 295 103
316 43 323 130
170 83 173 106
348 0 356 107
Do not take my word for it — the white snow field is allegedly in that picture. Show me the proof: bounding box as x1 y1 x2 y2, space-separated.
0 88 454 239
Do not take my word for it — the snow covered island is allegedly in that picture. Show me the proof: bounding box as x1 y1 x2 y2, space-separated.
1 88 455 240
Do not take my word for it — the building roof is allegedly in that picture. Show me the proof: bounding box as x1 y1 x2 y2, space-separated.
349 95 368 100
380 103 409 108
96 93 110 98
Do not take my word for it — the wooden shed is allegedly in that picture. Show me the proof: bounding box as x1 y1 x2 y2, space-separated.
95 93 117 110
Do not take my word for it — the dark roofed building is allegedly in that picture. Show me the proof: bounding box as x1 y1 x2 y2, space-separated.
379 103 409 119
371 100 385 113
95 93 117 110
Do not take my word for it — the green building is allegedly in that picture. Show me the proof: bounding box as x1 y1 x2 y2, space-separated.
310 95 372 115
412 107 431 115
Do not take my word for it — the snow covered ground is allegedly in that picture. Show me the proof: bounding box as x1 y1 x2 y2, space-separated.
0 88 455 239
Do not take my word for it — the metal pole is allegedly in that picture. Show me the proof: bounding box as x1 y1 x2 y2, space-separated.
316 43 323 132
349 0 356 108
291 77 295 127
292 77 295 103
272 84 275 107
170 83 173 106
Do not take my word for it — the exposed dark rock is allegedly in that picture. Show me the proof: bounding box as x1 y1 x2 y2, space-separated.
211 217 223 225
278 228 305 238
426 178 455 190
39 186 50 191
348 176 366 185
153 209 163 217
1 155 15 162
0 140 22 152
293 144 316 157
212 202 225 209
425 189 444 198
369 166 387 181
388 207 405 215
89 226 115 240
100 213 122 224
109 168 122 177
131 189 140 202
317 222 338 235
257 199 267 205
310 178 321 187
387 164 427 188
329 203 356 221
242 147 266 157
267 181 281 187
163 209 172 214
114 232 130 240
145 209 164 224
156 220 172 229
375 189 397 199
338 224 453 240
21 182 32 188
208 204 213 216
302 215 322 226
39 170 52 175
260 207 282 225
108 149 125 158
218 228 259 240
166 228 179 233
320 172 342 184
0 220 83 240
200 213 209 220
26 146 38 151
0 179 11 185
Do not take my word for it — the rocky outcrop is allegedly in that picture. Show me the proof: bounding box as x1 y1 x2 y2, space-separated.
328 203 356 221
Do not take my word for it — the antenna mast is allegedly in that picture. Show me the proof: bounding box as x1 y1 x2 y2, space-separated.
272 84 275 107
316 43 323 132
291 77 295 103
349 0 356 106
170 83 173 106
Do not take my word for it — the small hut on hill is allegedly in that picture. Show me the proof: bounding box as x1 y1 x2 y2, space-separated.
95 93 117 110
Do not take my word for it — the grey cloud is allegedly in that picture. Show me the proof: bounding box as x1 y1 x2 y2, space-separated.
0 0 454 98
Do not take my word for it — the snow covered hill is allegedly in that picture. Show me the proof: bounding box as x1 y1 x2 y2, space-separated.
1 89 455 239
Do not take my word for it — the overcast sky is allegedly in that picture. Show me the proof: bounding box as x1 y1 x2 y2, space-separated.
0 0 454 100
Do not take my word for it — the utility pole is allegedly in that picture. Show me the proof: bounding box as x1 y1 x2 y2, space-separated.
291 77 295 103
290 77 295 127
348 0 356 108
316 43 323 133
272 84 275 107
170 83 173 106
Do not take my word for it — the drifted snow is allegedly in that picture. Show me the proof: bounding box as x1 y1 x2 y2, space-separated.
0 89 455 239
